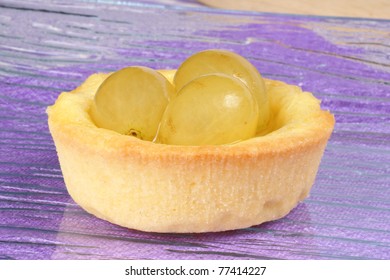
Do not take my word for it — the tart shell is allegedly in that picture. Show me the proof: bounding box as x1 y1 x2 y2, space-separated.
47 71 334 233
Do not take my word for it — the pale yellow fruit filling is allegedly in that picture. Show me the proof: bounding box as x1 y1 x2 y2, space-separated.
90 50 271 145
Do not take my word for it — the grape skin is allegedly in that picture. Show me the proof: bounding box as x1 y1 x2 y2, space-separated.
157 74 259 146
90 66 174 141
173 49 270 132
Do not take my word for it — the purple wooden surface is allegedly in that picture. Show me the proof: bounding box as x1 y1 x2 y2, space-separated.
0 0 389 260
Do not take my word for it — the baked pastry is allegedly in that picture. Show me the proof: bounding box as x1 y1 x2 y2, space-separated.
47 68 334 233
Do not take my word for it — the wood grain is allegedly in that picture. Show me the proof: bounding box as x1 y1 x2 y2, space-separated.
0 0 389 260
198 0 390 19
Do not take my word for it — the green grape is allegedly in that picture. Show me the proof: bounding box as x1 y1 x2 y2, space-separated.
157 74 259 146
174 49 269 132
90 66 174 141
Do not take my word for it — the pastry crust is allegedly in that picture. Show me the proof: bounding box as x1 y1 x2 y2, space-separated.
47 71 334 233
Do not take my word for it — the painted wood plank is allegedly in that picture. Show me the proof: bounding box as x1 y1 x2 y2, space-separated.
0 0 389 260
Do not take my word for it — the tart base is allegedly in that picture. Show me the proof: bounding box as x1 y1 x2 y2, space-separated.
47 71 334 233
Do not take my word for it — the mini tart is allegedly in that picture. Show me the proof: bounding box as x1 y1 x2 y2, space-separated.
47 70 334 233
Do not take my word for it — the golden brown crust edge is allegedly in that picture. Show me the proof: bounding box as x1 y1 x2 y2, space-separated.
47 72 334 233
